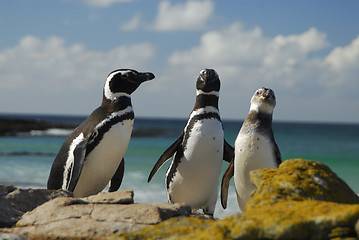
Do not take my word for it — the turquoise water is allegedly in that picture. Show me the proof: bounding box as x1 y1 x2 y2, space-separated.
0 115 358 218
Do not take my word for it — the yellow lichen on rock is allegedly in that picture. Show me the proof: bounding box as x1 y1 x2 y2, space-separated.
226 200 359 239
247 158 359 209
114 159 359 240
115 217 218 240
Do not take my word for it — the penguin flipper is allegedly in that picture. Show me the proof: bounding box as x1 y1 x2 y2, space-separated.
109 158 125 192
221 159 234 209
147 132 184 183
67 137 88 192
274 142 282 166
223 139 234 163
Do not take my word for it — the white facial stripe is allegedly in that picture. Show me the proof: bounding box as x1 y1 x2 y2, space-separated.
94 106 133 131
63 133 84 190
104 70 132 101
196 89 219 97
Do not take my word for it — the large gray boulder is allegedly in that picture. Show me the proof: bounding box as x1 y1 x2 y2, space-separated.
2 190 191 239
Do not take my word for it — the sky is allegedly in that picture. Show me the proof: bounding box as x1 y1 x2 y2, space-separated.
0 0 359 123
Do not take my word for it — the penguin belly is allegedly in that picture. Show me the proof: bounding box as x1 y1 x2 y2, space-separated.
167 119 223 211
73 119 133 197
234 132 277 211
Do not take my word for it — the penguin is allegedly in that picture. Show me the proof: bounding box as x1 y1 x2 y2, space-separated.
47 69 155 197
147 69 234 216
221 87 281 211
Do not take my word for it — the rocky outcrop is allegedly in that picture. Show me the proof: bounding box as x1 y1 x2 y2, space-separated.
1 190 191 239
117 159 359 240
2 159 359 239
248 158 359 207
0 185 72 228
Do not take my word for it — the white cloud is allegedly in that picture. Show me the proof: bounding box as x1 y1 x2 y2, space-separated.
322 35 359 87
0 35 155 114
83 0 132 8
151 0 214 31
168 23 332 91
164 23 359 122
1 26 358 122
121 13 142 31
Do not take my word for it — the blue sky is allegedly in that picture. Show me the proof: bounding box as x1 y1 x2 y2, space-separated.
1 0 359 123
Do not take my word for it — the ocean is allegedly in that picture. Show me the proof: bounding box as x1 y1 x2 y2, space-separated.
0 113 358 218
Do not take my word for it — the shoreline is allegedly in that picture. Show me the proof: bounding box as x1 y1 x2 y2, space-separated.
0 117 177 138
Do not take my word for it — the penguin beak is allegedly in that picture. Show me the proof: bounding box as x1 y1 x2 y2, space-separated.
138 72 155 83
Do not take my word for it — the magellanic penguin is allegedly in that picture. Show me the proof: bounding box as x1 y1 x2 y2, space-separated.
148 69 234 216
221 87 282 211
47 69 155 197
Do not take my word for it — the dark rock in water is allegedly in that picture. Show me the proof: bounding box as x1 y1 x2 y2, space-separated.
0 117 176 137
132 127 178 137
2 190 191 239
116 159 359 240
0 185 72 228
0 118 76 136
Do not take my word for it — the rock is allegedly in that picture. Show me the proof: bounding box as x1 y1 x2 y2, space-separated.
116 201 359 240
6 187 73 213
3 190 191 239
0 233 30 240
114 217 216 240
0 117 77 136
0 186 20 228
247 158 359 208
0 185 72 228
84 190 134 204
115 159 359 240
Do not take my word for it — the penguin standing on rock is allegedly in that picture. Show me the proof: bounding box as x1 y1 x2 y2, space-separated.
221 87 281 211
148 69 234 216
47 69 155 197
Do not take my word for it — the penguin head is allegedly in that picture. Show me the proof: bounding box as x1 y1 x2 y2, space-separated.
250 87 276 114
104 69 155 101
196 69 220 95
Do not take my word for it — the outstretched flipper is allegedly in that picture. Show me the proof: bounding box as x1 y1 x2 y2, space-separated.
67 137 89 192
148 133 184 183
109 158 125 192
223 139 234 163
221 159 234 209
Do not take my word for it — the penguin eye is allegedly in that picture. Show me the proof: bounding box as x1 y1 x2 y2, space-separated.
256 90 261 95
121 73 129 79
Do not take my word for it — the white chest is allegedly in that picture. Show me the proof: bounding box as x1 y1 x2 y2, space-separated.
233 132 277 210
73 119 133 197
234 132 277 179
182 118 224 171
166 118 224 208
